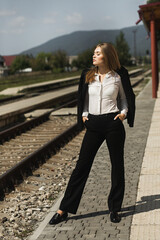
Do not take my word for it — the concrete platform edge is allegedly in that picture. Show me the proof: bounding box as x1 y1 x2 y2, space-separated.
28 193 64 240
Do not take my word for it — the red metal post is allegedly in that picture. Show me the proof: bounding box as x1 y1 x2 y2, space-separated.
155 34 159 90
150 19 158 98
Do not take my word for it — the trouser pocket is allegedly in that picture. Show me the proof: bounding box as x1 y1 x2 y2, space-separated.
84 118 90 128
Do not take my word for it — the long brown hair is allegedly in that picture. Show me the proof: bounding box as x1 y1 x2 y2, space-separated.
86 43 121 83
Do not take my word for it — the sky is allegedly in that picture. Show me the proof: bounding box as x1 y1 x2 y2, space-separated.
0 0 146 55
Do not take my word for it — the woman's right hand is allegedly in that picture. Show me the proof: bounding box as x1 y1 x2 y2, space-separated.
82 116 89 123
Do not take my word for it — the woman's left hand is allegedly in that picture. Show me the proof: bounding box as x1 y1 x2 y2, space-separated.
114 113 126 121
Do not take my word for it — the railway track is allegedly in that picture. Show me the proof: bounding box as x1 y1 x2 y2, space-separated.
0 130 85 239
0 114 79 195
0 69 151 240
0 68 151 195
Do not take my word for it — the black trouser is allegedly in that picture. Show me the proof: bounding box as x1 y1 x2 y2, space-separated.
59 112 126 214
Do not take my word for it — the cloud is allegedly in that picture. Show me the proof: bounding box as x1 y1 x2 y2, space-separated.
0 28 24 35
66 12 82 25
43 11 58 24
0 30 8 34
9 16 26 27
43 17 56 24
0 10 16 17
104 16 111 21
10 29 24 34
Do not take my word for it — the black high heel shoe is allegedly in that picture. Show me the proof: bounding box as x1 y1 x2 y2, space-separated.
110 212 121 223
49 212 68 225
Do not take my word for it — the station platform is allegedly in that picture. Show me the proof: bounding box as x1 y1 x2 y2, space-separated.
0 76 80 95
27 77 160 240
0 85 78 128
0 68 142 96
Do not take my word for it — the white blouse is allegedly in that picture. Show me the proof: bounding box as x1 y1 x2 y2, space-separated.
82 71 128 117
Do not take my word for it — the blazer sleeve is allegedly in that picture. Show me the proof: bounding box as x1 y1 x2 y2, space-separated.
77 69 88 130
117 66 136 127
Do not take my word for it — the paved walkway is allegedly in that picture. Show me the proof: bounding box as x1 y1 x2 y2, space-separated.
130 82 160 240
28 78 160 240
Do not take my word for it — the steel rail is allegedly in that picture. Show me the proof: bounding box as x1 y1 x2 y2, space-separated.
0 122 79 198
0 99 77 143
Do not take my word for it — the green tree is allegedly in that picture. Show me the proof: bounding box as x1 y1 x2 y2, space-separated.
115 31 131 66
31 50 68 72
72 48 93 70
32 52 54 71
52 50 68 72
11 55 31 73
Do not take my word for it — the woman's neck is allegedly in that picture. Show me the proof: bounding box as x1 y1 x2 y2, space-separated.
97 66 110 75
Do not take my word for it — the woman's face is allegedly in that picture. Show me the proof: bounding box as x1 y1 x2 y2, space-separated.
93 47 105 67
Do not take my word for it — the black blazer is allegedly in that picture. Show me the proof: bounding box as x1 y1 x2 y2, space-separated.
77 66 135 130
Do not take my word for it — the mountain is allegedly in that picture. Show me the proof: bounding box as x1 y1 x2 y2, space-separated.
21 25 151 57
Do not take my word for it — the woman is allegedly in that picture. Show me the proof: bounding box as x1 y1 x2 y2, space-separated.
49 42 135 224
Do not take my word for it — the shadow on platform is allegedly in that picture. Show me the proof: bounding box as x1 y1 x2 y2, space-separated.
65 194 160 221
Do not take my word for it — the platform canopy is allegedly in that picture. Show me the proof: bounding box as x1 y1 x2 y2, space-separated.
137 2 160 98
137 2 160 31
